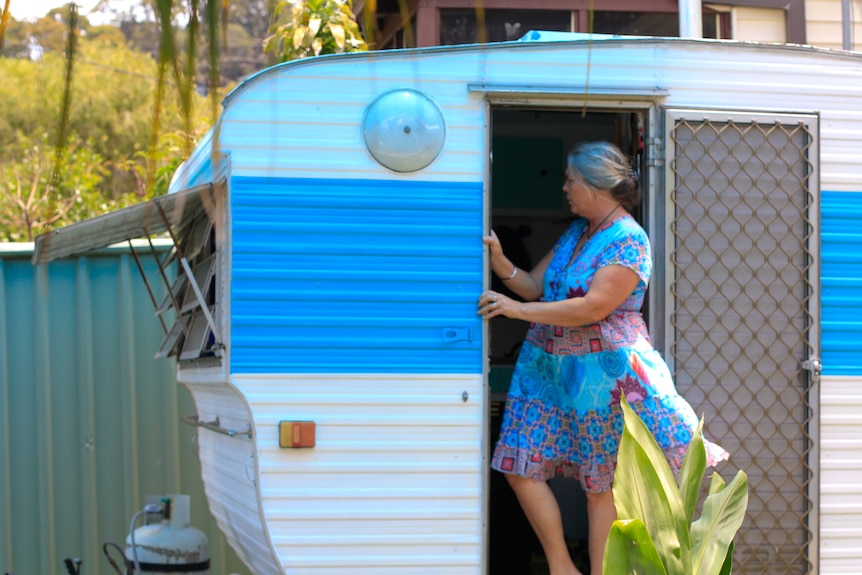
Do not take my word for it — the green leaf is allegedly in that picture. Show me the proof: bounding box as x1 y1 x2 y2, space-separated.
691 471 748 575
614 397 691 575
604 519 669 575
329 23 345 49
292 26 304 49
307 17 322 37
707 471 727 497
718 541 734 575
679 417 706 526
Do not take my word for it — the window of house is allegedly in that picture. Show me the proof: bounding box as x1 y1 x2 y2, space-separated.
591 11 720 38
440 9 571 45
438 8 725 46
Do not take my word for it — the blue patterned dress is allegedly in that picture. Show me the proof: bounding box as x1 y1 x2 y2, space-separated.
491 214 728 493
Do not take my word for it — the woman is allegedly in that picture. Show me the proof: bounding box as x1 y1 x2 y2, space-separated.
478 141 728 575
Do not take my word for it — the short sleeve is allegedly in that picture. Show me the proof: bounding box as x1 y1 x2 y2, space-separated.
597 222 652 284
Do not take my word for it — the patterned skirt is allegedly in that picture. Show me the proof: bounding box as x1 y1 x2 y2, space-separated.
490 341 729 493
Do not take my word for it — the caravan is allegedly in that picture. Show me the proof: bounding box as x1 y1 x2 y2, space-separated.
33 32 861 574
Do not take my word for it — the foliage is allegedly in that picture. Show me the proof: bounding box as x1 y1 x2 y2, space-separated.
0 0 366 241
603 397 748 575
0 33 214 240
91 0 270 84
263 0 366 62
0 135 121 241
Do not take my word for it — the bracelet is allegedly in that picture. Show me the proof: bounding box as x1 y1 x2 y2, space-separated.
503 266 518 280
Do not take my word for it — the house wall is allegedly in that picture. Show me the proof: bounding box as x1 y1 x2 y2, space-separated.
732 6 788 41
806 0 862 50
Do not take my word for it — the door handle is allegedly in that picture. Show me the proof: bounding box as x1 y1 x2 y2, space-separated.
442 327 472 343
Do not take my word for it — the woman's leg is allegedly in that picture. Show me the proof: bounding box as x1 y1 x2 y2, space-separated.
506 474 581 575
585 489 616 575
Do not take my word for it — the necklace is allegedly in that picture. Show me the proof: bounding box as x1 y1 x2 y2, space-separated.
569 203 621 265
583 203 621 242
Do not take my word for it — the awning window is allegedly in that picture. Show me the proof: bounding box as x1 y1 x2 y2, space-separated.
33 182 225 361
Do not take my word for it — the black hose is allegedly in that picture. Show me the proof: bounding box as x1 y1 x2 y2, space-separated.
102 542 126 575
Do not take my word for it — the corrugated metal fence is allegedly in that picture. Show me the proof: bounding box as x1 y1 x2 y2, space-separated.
0 242 250 575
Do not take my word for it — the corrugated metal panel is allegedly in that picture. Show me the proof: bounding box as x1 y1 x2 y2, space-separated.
0 243 250 575
230 176 483 375
822 190 862 375
820 375 862 573
236 373 483 575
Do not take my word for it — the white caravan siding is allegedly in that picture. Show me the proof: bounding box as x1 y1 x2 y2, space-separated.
181 376 281 575
820 376 862 573
237 374 483 574
219 49 489 183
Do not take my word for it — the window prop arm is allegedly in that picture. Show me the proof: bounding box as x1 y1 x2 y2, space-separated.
127 239 169 334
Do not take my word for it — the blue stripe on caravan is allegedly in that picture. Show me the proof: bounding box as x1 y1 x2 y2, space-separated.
822 190 862 376
230 176 484 374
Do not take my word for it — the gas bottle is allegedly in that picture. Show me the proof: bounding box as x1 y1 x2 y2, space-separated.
124 495 209 575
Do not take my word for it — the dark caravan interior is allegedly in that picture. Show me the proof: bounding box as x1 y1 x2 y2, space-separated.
487 107 645 575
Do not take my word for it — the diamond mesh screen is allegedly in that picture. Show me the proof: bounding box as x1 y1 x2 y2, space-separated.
669 117 815 574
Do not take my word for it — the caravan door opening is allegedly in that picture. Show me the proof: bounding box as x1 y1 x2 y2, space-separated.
485 106 646 574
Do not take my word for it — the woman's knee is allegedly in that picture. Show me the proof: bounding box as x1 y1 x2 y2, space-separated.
585 489 614 507
505 472 532 489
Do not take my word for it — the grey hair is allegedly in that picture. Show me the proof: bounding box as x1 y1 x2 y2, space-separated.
567 141 640 209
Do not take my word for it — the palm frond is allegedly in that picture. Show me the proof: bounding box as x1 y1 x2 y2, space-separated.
47 1 78 216
0 0 11 46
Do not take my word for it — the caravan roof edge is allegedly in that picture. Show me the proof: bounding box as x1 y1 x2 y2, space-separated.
222 34 862 109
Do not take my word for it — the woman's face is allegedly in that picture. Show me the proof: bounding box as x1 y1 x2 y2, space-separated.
563 168 590 214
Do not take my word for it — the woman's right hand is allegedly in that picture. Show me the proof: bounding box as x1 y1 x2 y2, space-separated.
482 230 503 257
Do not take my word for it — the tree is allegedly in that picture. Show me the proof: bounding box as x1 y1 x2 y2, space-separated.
0 0 10 48
263 0 366 62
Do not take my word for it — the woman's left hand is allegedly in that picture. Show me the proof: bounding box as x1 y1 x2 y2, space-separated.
477 290 517 319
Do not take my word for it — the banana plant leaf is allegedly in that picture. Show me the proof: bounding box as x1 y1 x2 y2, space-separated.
678 418 706 526
614 397 691 575
718 542 735 575
707 471 726 497
604 518 669 575
691 471 748 575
